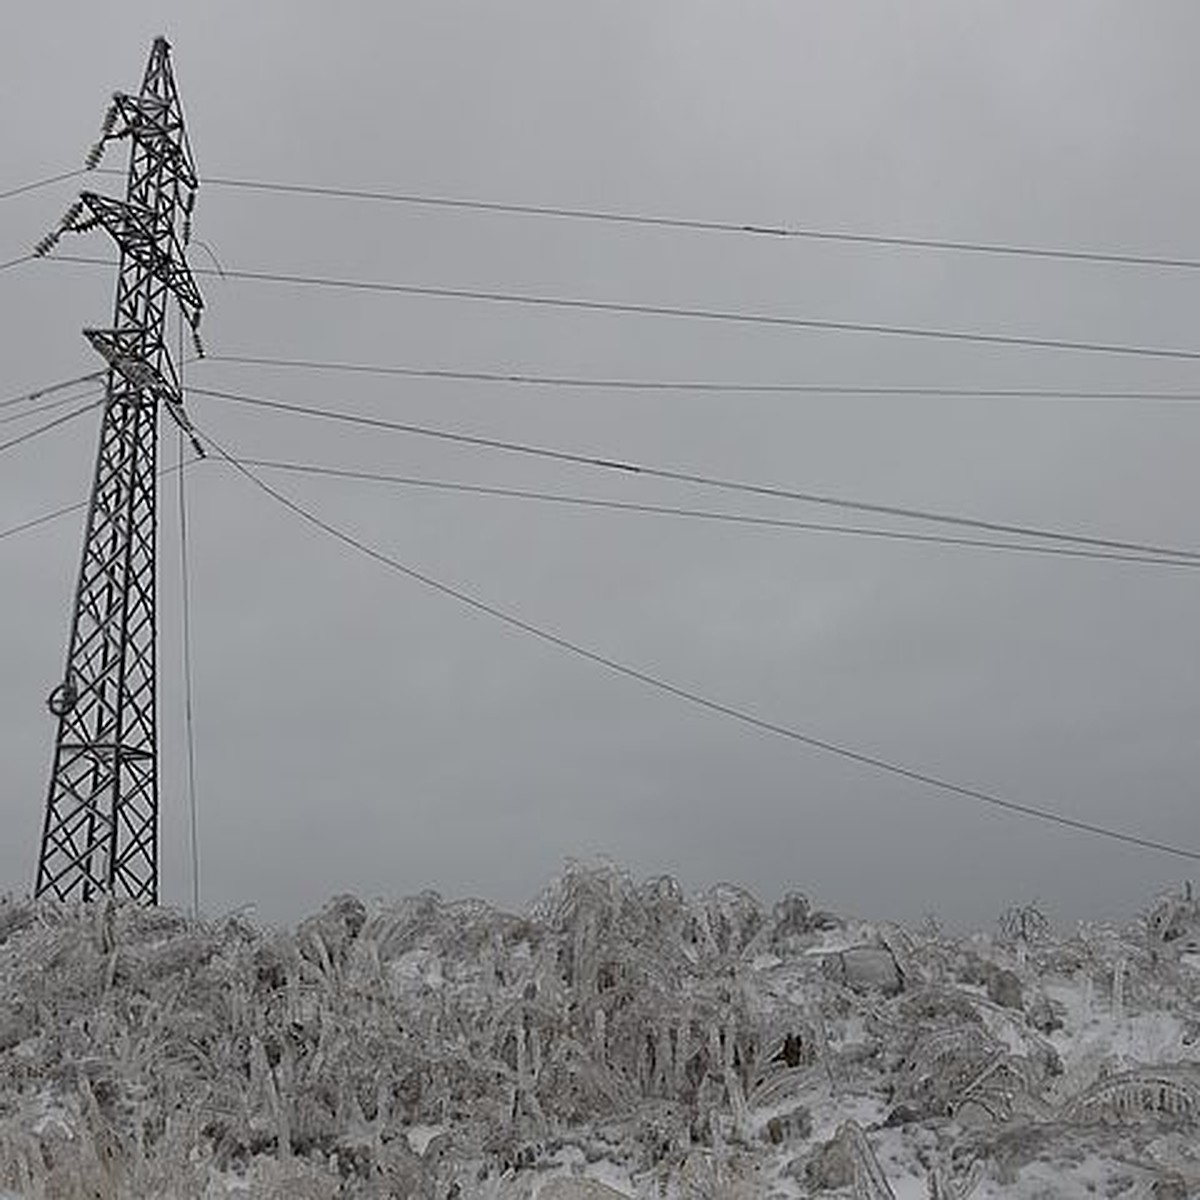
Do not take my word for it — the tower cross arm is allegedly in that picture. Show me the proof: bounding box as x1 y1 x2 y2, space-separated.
83 328 205 456
107 93 199 191
77 191 204 327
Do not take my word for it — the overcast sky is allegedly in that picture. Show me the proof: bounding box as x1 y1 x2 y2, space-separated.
2 2 1198 930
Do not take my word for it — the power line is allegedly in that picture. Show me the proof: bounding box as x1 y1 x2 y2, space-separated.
201 430 1200 865
0 387 105 427
0 498 89 543
0 399 100 457
178 317 202 920
243 458 1200 571
0 168 86 203
202 354 1200 405
184 171 1200 274
179 439 201 920
0 370 105 411
61 162 1200 272
0 461 193 547
190 385 1200 563
0 253 34 274
49 253 1200 363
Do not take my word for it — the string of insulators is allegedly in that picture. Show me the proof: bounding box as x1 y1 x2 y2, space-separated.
33 232 61 257
190 327 206 359
182 215 192 246
85 101 122 170
35 198 100 254
59 201 85 230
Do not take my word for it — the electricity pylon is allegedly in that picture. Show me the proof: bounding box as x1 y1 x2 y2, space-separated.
34 37 205 903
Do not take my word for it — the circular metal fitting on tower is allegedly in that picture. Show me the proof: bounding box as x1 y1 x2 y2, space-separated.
47 679 78 717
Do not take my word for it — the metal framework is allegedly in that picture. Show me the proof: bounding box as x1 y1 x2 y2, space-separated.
35 37 203 903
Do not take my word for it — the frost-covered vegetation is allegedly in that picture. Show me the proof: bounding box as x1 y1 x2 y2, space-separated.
0 864 1198 1198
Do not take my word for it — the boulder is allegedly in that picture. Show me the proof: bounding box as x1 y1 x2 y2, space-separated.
987 967 1023 1010
804 1134 855 1191
824 946 903 995
537 1180 631 1199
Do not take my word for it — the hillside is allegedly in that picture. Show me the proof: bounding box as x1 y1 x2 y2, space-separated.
1 864 1198 1198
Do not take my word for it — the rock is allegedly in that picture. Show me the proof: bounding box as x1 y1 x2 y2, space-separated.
0 903 34 947
1025 992 1064 1035
0 1006 31 1053
883 1103 922 1127
0 1018 20 1053
955 951 992 987
805 1134 855 1191
987 967 1023 1010
771 892 811 943
1150 1176 1188 1200
808 910 844 931
537 1180 631 1199
824 946 903 995
761 1105 813 1145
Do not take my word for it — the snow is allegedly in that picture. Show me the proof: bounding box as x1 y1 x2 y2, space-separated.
0 867 1197 1198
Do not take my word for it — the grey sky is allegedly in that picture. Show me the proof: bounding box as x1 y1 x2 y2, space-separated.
2 1 1197 929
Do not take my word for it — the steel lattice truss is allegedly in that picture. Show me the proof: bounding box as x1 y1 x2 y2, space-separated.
36 37 203 903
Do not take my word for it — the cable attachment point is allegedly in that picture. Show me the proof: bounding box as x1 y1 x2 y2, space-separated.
59 201 85 230
85 100 122 170
101 96 120 135
47 678 78 718
36 198 97 254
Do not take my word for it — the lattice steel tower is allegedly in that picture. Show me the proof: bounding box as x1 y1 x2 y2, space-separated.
35 37 204 903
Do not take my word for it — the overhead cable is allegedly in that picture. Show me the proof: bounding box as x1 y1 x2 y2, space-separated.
0 460 192 546
0 168 86 203
202 430 1200 865
49 254 1200 363
203 354 1200 405
0 387 105 427
167 170 1200 274
190 385 1200 563
0 399 101 457
178 314 202 920
0 499 89 543
0 370 105 411
243 458 1200 571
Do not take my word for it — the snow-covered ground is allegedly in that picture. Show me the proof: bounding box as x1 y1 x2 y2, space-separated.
0 866 1197 1198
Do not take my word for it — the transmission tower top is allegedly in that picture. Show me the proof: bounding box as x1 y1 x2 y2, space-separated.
34 38 204 904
